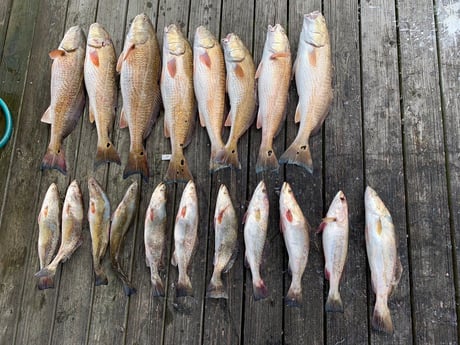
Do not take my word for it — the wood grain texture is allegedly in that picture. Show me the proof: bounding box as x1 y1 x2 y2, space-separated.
323 0 368 344
284 1 325 345
361 0 413 343
0 0 13 58
398 0 457 342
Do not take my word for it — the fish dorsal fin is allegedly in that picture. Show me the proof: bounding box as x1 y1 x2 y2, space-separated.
49 49 65 59
308 50 316 67
224 111 232 127
89 50 99 67
199 51 211 68
255 61 263 79
119 108 128 128
167 58 177 78
294 104 301 123
41 107 52 124
234 64 245 79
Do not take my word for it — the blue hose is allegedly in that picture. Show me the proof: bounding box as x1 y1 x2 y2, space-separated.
0 98 13 148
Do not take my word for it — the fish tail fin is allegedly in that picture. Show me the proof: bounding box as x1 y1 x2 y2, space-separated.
253 278 268 301
123 148 149 182
151 273 165 297
209 144 228 172
215 142 241 169
372 298 393 334
165 151 193 183
176 273 193 297
41 147 67 174
94 140 121 169
37 276 55 290
255 142 279 173
94 269 108 286
206 272 228 299
34 266 56 280
285 284 302 307
325 289 344 312
279 140 313 174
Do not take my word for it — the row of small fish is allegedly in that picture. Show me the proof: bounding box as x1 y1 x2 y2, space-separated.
40 11 332 183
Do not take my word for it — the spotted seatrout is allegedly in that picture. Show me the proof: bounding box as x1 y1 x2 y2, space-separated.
318 190 348 312
171 180 198 297
365 186 402 334
279 182 309 307
243 180 269 300
144 182 167 297
36 183 61 290
207 184 238 299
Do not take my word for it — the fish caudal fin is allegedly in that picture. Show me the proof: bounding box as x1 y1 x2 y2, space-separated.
285 286 302 307
34 267 56 280
253 278 268 301
325 291 344 313
206 273 228 299
94 141 121 169
372 298 393 334
256 144 279 173
123 149 149 182
279 141 313 174
165 151 193 183
176 274 193 297
41 147 67 174
37 276 55 290
151 275 165 297
215 143 241 169
94 270 108 286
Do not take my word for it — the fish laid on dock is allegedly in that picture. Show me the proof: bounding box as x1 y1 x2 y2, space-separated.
243 180 269 300
110 181 139 296
216 33 256 169
171 180 198 297
365 186 402 334
279 182 309 307
144 182 167 297
35 180 83 285
255 24 291 173
41 26 86 174
161 24 196 183
117 13 162 182
36 183 61 290
317 190 348 312
279 11 332 173
207 184 238 299
88 177 111 286
84 23 120 169
193 26 226 172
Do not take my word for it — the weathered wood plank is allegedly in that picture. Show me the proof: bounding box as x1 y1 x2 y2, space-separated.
397 0 457 342
436 1 460 339
0 1 65 344
0 0 13 58
323 0 368 343
284 1 325 344
360 0 413 343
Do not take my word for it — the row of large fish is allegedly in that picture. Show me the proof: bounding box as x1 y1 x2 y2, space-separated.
35 179 401 334
40 11 332 182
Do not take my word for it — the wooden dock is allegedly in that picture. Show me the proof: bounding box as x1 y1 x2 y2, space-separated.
0 0 459 344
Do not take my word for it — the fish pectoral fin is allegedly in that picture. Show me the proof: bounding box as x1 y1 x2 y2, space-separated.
119 108 128 128
255 61 263 79
316 217 336 233
116 44 134 72
171 251 177 266
291 57 297 80
224 111 232 127
89 50 100 67
145 256 150 267
41 107 52 124
390 257 403 295
270 52 290 59
242 210 248 224
198 112 206 127
167 58 177 78
49 49 65 59
89 106 95 124
234 64 245 79
294 104 301 123
199 52 211 68
256 110 262 129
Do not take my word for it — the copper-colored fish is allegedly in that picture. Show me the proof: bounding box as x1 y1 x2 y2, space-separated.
207 184 238 299
161 24 196 182
317 190 348 312
41 26 86 174
88 177 111 286
110 181 139 296
279 182 309 307
35 180 83 283
365 186 402 334
84 23 120 169
255 24 291 173
279 11 332 173
215 33 256 169
117 14 162 181
36 183 61 290
144 182 167 297
243 180 269 300
193 26 226 172
171 180 198 297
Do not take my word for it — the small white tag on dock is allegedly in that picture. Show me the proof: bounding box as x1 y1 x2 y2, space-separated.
162 154 172 161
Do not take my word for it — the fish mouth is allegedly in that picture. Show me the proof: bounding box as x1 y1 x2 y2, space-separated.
305 11 321 20
165 24 178 33
222 33 233 44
